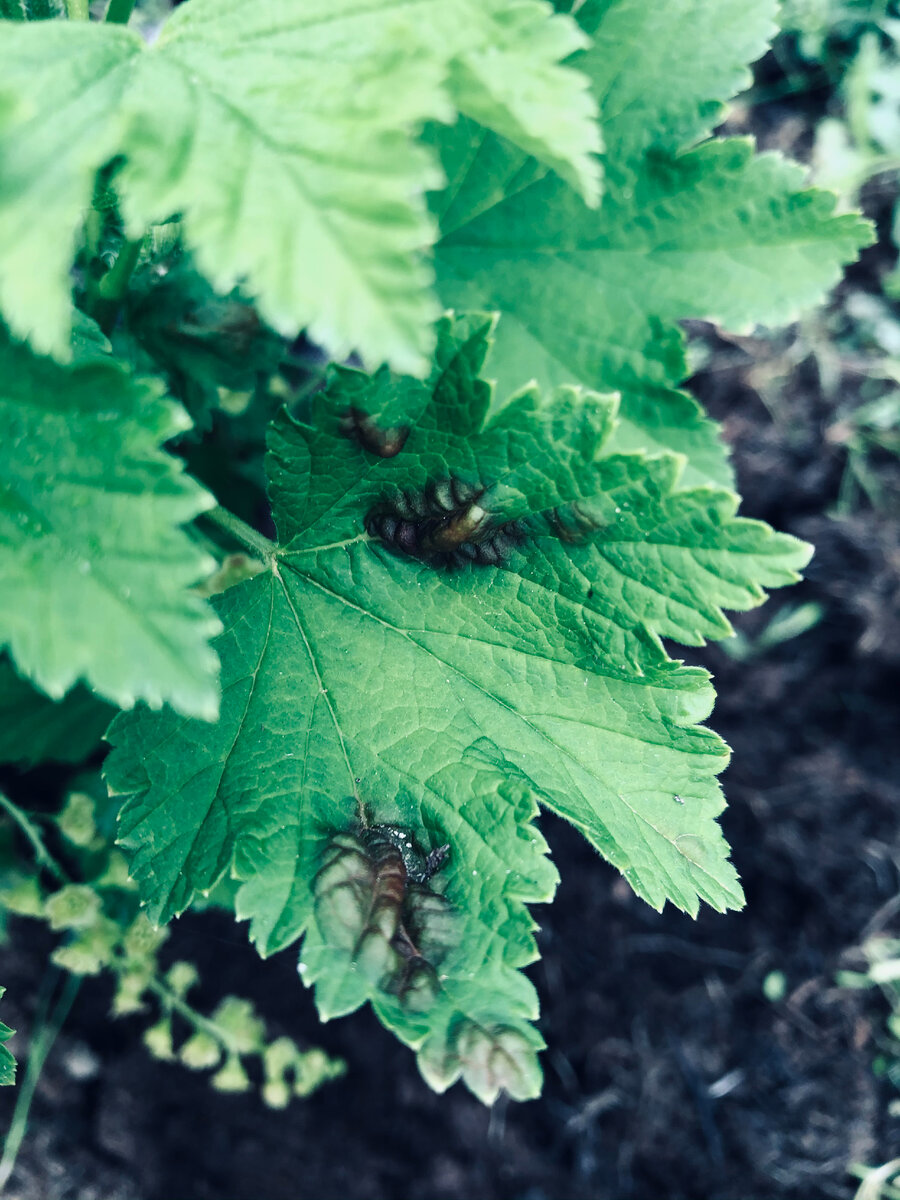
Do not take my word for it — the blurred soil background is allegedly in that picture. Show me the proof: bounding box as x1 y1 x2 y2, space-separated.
3 4 900 1198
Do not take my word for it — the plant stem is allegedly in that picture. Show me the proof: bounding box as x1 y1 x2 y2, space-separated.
97 237 142 304
203 507 278 562
144 976 242 1056
87 236 143 334
65 0 90 18
0 971 81 1192
0 795 67 886
104 0 134 21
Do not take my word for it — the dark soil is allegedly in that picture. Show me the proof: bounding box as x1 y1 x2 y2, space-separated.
3 53 900 1200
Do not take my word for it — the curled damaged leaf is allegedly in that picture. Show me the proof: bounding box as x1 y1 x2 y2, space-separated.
313 825 457 1011
419 1016 543 1105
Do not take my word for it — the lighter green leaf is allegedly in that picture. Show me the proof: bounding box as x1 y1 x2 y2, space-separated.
0 0 599 366
430 0 872 486
105 315 811 1097
0 328 221 718
435 137 871 488
442 0 600 199
0 23 139 358
572 0 778 163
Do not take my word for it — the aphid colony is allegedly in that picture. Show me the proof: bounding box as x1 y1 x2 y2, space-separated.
365 476 525 568
343 406 604 567
313 823 456 1011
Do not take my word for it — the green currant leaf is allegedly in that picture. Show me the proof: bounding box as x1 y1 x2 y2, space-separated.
105 314 810 1099
429 0 873 487
0 0 599 367
125 256 285 434
0 324 221 718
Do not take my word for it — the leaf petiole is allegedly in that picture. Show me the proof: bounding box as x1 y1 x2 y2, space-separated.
84 237 144 334
0 795 67 886
202 507 278 563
